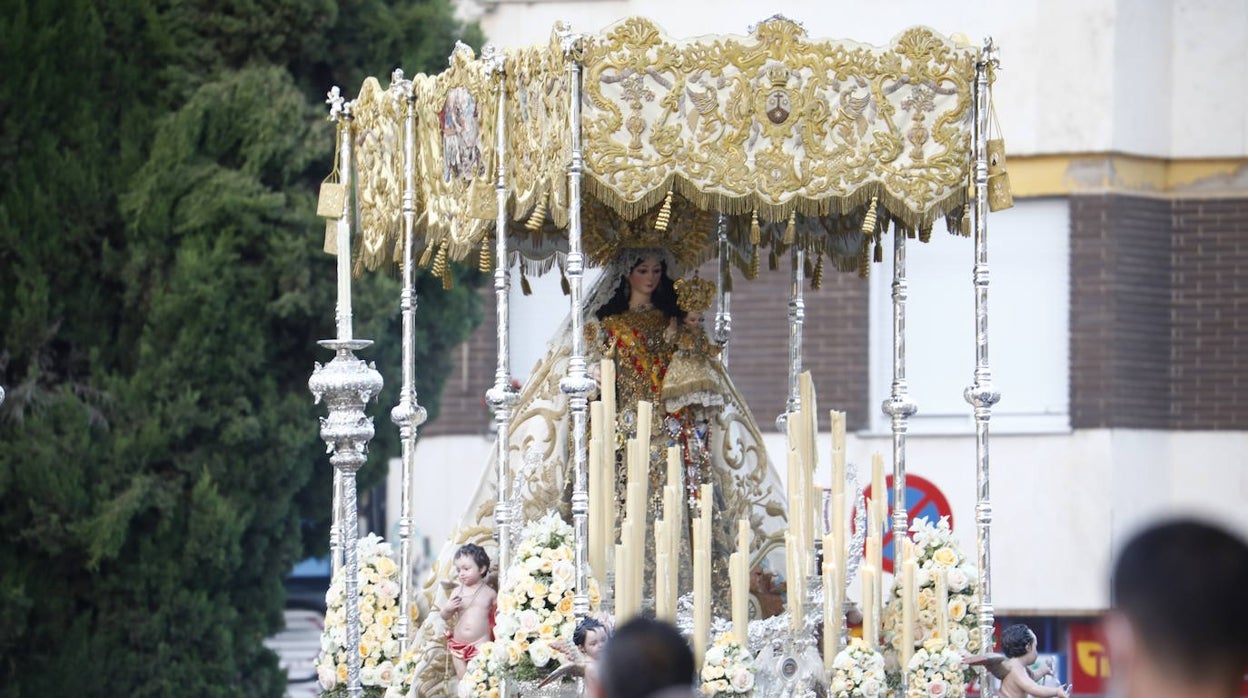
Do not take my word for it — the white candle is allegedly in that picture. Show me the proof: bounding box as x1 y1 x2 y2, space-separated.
861 563 877 650
902 539 916 671
732 519 750 640
823 556 838 670
601 360 616 550
589 432 604 581
655 520 672 620
615 539 629 621
935 567 950 641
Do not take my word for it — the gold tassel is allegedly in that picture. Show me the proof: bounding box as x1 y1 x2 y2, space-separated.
478 240 493 274
812 255 824 290
431 242 448 280
525 194 548 231
441 262 453 290
960 209 972 236
560 267 571 296
861 196 879 236
873 235 883 263
520 270 533 296
858 240 871 279
419 245 434 268
919 225 932 243
747 246 759 280
654 189 674 233
782 210 796 245
750 210 761 245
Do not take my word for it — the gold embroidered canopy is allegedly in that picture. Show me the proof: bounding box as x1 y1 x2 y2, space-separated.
343 17 980 278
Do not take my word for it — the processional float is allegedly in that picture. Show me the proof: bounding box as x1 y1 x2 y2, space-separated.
309 15 1008 697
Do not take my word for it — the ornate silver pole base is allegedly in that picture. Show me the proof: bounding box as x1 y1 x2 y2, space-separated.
310 339 384 698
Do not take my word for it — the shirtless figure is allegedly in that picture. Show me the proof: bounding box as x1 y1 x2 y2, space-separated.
440 543 497 678
996 625 1067 698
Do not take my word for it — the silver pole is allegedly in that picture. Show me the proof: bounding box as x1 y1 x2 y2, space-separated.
777 245 805 430
713 214 732 367
483 46 519 588
559 31 596 619
965 39 1001 666
390 71 428 654
882 217 918 567
310 97 385 698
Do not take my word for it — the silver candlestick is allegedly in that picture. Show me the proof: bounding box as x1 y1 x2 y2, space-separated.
310 96 385 698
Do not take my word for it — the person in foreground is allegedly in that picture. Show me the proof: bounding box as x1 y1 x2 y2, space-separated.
1106 518 1248 698
590 617 696 698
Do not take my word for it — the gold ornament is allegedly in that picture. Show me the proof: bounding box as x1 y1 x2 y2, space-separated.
674 275 715 314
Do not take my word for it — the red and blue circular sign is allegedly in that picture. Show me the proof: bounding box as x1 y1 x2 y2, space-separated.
860 473 953 574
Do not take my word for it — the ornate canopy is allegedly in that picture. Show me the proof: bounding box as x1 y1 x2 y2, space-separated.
342 17 980 278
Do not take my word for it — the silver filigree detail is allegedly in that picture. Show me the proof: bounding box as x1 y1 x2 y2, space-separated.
749 14 807 35
482 43 505 76
326 86 347 121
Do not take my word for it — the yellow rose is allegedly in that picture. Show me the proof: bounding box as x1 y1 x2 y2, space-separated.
947 598 967 622
557 596 574 615
932 547 958 567
531 582 548 599
336 663 348 683
917 588 934 610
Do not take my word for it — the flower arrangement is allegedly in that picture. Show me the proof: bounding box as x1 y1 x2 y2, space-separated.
458 513 601 696
699 631 756 697
882 517 981 666
906 638 966 698
828 638 887 698
316 534 406 697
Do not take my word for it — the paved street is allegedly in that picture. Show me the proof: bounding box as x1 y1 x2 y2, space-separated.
265 609 323 697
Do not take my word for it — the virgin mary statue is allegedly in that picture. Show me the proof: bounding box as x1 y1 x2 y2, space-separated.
404 210 791 696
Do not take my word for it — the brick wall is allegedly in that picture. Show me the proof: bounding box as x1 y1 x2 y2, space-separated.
1171 198 1248 429
1070 194 1248 430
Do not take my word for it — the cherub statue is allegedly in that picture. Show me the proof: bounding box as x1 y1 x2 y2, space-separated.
965 624 1069 698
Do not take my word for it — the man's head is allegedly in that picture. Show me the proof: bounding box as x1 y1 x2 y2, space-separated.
1109 518 1248 695
1001 624 1037 663
593 617 695 698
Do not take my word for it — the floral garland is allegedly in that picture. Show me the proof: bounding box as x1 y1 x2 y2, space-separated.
906 638 966 698
882 516 981 675
828 638 887 698
459 513 601 696
699 631 756 697
316 534 407 697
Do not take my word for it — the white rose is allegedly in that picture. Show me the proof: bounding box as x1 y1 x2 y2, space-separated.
948 626 969 651
518 609 541 633
317 663 337 690
360 665 379 686
705 645 726 666
376 579 400 599
916 568 932 588
529 640 553 667
945 568 969 593
377 660 395 687
730 668 754 692
552 560 576 584
861 678 881 696
383 639 401 658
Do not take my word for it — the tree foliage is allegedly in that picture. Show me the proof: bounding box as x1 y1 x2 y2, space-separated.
0 0 483 694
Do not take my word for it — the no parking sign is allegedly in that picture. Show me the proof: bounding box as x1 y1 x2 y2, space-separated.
860 474 953 574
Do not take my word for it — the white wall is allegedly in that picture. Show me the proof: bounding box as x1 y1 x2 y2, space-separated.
459 0 1248 158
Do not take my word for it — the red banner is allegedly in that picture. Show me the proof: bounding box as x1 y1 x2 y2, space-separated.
1068 620 1110 695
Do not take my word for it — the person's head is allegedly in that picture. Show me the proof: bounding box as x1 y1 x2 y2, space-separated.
593 617 694 698
595 251 685 322
1001 624 1037 663
575 617 609 660
453 543 490 586
1108 518 1248 696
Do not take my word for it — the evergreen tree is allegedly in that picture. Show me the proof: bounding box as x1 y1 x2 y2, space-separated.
0 0 484 694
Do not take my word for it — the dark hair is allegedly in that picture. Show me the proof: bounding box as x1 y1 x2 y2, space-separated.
454 543 490 573
594 254 686 322
574 617 606 649
1112 519 1248 687
599 618 695 698
1001 624 1035 658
